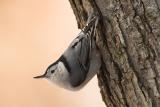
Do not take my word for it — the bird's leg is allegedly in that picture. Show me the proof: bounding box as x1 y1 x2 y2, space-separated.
82 12 99 33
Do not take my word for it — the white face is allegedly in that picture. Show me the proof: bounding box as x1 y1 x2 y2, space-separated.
45 64 58 78
34 62 72 90
46 62 71 89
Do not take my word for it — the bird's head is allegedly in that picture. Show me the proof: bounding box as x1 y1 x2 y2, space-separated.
34 63 58 79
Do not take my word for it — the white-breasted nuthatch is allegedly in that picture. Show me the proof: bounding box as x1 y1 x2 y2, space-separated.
34 14 101 91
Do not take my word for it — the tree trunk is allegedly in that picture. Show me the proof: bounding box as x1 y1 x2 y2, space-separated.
68 0 160 107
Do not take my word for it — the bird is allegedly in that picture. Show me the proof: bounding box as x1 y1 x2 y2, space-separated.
34 14 101 91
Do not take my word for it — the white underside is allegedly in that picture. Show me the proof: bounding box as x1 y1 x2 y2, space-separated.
48 62 74 90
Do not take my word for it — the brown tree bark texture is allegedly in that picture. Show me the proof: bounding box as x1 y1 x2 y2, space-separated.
68 0 160 107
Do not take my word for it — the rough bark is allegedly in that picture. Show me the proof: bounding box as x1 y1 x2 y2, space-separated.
68 0 160 107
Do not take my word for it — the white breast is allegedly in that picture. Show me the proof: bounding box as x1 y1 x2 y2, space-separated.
48 62 73 90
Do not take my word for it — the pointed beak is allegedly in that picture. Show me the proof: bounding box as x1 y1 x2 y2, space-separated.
33 74 46 79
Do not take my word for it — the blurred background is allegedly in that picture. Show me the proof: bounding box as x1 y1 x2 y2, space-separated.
0 0 105 107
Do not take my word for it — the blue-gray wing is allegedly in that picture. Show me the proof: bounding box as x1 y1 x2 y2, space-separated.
74 32 91 70
69 32 91 87
65 15 99 87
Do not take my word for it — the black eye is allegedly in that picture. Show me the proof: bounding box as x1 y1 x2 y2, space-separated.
51 70 54 73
